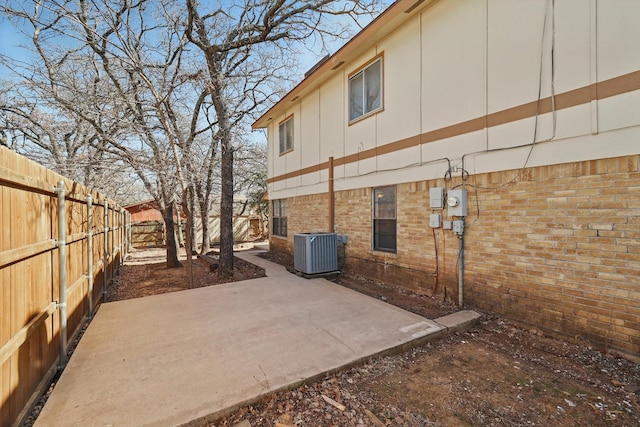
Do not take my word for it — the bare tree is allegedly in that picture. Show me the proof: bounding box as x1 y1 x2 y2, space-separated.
235 140 268 238
2 0 383 276
1 0 218 268
184 0 383 276
0 83 142 200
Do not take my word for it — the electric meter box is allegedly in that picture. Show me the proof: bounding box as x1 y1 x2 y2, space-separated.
429 187 444 209
447 189 467 217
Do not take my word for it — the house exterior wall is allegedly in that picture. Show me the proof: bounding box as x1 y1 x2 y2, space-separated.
266 0 640 193
261 0 640 358
281 156 640 357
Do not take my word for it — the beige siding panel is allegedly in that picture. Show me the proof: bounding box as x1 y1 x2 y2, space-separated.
319 169 330 194
345 115 377 152
319 73 346 160
343 156 376 182
487 116 537 151
597 0 640 81
377 14 421 146
285 176 301 191
554 0 591 93
473 126 640 176
487 0 549 113
598 91 640 133
379 145 422 174
421 0 486 130
553 104 591 141
267 123 276 184
300 172 321 188
421 130 486 169
271 178 287 193
300 89 321 187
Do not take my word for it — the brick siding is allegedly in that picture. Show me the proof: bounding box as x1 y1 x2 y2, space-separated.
270 155 640 358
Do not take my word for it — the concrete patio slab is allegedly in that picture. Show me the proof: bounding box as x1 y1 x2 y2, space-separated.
35 251 479 427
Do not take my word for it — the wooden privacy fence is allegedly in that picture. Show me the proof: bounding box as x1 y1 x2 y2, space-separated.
0 147 130 427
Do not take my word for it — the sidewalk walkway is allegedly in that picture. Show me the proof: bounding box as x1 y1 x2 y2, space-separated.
35 251 480 427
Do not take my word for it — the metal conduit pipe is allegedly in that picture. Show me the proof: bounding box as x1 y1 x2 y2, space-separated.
86 195 94 319
55 181 68 368
458 230 464 307
103 199 108 300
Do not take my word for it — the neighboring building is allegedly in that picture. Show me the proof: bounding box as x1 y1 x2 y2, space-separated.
124 200 181 247
253 0 640 358
124 200 166 222
124 197 262 247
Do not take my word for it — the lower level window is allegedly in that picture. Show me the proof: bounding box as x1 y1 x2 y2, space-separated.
373 186 396 252
272 199 288 237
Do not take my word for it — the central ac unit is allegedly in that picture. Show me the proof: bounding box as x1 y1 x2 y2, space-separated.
294 232 338 275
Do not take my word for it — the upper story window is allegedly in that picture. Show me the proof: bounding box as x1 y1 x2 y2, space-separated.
349 56 383 123
372 186 396 252
279 115 293 155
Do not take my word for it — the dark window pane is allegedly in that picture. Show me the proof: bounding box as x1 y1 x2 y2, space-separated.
372 185 396 252
272 199 288 237
374 219 396 251
279 118 293 154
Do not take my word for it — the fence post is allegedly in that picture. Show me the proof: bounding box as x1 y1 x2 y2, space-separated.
55 181 68 368
119 208 124 270
86 195 94 319
127 211 131 253
103 199 109 300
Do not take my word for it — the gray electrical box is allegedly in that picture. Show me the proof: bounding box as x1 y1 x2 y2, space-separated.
447 189 467 217
429 187 444 209
429 213 442 228
443 220 453 230
453 220 465 235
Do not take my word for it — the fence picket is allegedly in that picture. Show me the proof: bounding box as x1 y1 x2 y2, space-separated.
0 147 129 427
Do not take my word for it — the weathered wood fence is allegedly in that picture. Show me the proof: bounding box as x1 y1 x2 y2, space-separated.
0 147 129 427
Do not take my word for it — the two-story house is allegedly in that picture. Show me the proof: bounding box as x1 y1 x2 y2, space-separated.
253 0 640 359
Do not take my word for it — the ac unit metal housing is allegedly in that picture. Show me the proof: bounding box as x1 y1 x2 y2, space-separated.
293 232 338 275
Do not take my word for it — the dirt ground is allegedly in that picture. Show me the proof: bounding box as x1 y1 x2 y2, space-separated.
229 251 639 427
27 247 640 427
106 246 266 302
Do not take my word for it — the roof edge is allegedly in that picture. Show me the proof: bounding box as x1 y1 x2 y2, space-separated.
252 0 439 129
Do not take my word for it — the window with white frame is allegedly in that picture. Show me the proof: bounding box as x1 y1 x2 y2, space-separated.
349 57 383 122
278 115 293 154
372 186 396 252
272 199 288 237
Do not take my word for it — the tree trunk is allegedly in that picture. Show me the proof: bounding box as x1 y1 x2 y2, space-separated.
175 205 185 248
218 137 234 277
163 201 182 268
182 188 195 288
196 184 211 255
